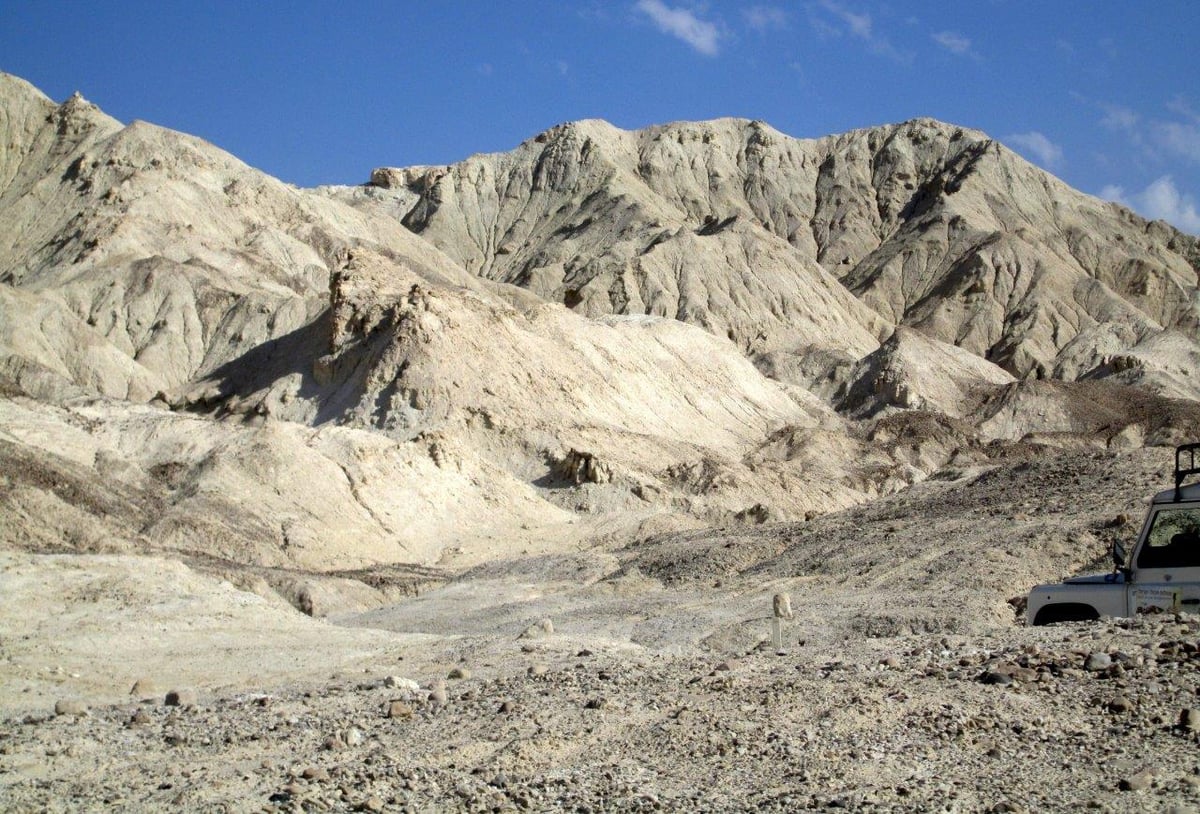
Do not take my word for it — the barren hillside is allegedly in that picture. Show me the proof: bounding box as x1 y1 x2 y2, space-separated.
339 116 1200 396
3 72 1200 811
3 68 1200 592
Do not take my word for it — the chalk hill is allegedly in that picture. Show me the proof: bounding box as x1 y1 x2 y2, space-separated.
2 72 1199 611
345 116 1198 395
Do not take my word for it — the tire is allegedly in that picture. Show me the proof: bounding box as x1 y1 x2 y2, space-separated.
1032 603 1100 626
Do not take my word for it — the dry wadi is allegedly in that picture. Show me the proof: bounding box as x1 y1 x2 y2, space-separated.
2 71 1200 811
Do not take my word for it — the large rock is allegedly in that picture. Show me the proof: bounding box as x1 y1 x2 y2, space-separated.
838 327 1015 418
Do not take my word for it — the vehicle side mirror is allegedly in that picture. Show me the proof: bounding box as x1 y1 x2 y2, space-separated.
1112 540 1127 570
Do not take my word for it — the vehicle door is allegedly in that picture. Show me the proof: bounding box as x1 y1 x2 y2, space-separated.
1130 505 1200 614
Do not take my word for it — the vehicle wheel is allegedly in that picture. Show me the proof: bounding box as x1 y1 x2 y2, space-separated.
1032 603 1100 626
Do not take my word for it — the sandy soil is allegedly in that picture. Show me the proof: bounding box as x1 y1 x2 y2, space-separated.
4 447 1200 812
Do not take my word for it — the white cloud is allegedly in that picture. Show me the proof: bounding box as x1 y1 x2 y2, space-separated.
931 30 971 56
1005 131 1064 168
1100 103 1139 134
811 0 909 63
578 4 611 23
1153 120 1200 165
821 0 872 39
1097 98 1200 166
634 0 721 56
1102 176 1200 234
744 5 787 32
1156 97 1200 165
1166 96 1200 124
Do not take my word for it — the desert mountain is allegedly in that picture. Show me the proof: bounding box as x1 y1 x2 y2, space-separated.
0 74 866 584
8 70 1200 812
342 116 1199 396
2 70 1200 608
0 72 479 405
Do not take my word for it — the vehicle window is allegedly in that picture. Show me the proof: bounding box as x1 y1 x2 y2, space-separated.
1137 507 1200 568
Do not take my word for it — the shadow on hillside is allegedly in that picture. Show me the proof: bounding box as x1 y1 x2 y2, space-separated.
182 309 355 425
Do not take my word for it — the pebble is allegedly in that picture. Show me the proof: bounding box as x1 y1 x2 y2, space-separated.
302 767 330 781
1009 667 1039 683
1179 708 1200 731
519 618 554 639
1085 653 1113 672
344 727 365 747
164 689 197 707
1107 696 1135 714
383 676 421 693
129 678 156 698
386 701 414 719
1118 769 1154 791
53 699 87 717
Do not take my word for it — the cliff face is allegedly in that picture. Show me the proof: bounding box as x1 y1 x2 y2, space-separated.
342 116 1198 393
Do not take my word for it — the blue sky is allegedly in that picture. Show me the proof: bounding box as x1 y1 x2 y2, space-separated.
2 1 1198 233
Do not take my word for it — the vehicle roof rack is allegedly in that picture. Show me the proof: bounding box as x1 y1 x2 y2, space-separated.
1176 442 1200 502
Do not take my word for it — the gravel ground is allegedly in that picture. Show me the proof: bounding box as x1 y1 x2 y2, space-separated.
5 447 1200 812
4 615 1200 812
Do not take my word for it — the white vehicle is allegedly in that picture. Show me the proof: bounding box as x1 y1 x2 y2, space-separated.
1027 443 1200 626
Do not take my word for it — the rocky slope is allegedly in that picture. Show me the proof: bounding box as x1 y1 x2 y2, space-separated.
0 74 871 580
342 116 1200 395
3 71 1200 582
7 450 1200 812
5 70 1200 812
0 73 478 405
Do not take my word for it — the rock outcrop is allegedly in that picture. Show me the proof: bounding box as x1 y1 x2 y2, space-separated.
837 327 1015 419
0 73 476 404
338 117 1199 395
